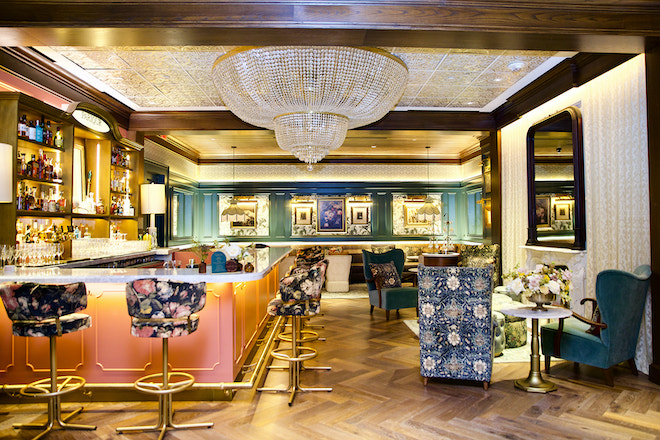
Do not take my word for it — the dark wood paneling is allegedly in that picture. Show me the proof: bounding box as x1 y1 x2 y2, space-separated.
645 39 660 385
0 1 656 52
494 53 635 129
0 48 132 128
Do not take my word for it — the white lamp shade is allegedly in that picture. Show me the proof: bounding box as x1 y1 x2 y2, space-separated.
141 183 166 214
0 143 12 203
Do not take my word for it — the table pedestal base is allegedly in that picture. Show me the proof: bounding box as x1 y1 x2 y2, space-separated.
514 375 557 393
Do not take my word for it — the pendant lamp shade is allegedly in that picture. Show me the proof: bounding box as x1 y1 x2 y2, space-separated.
221 146 246 223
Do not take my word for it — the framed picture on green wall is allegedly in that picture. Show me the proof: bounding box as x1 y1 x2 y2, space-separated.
231 201 257 228
317 197 345 232
295 206 312 225
403 200 430 226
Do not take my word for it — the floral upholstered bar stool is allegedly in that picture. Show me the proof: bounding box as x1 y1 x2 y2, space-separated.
259 258 332 406
116 279 213 438
0 282 97 439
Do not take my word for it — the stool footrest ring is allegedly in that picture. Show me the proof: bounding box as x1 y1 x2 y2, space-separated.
134 372 195 395
20 375 86 398
277 330 319 343
271 347 317 363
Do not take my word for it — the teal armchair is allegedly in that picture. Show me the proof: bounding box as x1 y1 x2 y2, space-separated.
541 265 651 386
362 249 418 320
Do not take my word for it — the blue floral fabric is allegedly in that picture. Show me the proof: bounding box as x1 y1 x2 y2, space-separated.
0 282 91 337
418 265 494 384
126 279 206 338
369 261 402 288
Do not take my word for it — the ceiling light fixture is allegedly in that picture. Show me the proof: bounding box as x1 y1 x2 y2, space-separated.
417 146 440 221
221 146 246 223
212 46 408 170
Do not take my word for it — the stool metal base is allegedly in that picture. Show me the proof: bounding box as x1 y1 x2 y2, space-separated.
258 316 332 406
117 338 213 439
13 335 96 440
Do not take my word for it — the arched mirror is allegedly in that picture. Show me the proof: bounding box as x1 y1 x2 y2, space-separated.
526 106 585 250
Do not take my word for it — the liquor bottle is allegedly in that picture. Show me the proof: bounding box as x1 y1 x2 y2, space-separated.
35 119 43 143
54 127 63 148
27 120 36 140
44 121 53 145
46 157 53 181
38 149 45 179
18 114 26 137
16 183 23 210
26 154 35 178
16 151 22 175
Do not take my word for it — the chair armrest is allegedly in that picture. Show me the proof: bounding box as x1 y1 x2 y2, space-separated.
580 298 597 306
571 311 608 329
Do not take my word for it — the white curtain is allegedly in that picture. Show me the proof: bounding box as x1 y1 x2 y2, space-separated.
501 55 652 373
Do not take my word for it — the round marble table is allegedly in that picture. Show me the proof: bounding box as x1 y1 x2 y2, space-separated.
499 305 573 393
422 252 460 267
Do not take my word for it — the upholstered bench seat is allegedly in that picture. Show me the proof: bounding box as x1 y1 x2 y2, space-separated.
11 313 91 337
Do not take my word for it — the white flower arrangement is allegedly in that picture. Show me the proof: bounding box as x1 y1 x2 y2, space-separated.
506 263 573 305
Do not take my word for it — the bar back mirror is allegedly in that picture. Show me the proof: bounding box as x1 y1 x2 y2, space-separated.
526 106 585 249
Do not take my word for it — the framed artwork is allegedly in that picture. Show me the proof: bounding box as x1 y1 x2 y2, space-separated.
351 206 369 225
555 202 572 221
403 201 429 226
535 196 551 228
294 206 312 225
317 197 345 232
230 201 257 228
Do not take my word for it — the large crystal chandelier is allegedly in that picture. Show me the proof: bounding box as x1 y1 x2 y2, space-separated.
212 46 408 169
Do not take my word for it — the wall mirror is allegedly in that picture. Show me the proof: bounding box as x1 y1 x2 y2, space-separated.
526 106 585 249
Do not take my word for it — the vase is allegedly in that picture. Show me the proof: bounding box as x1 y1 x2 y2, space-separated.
198 262 207 274
528 292 555 311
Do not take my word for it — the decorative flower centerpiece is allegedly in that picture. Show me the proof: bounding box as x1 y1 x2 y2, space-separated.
191 238 213 273
506 263 572 310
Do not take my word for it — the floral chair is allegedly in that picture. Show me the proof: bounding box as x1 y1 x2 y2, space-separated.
261 257 331 404
267 259 327 317
417 265 494 390
117 279 213 437
125 278 207 338
0 282 96 437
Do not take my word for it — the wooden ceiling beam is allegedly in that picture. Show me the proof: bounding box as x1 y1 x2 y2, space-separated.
0 1 657 52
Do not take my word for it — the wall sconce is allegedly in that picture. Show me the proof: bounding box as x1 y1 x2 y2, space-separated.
0 143 13 203
141 183 166 247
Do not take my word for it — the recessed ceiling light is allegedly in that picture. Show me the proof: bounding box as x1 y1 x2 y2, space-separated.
371 145 377 148
412 139 417 142
508 61 525 72
493 78 502 82
467 101 475 105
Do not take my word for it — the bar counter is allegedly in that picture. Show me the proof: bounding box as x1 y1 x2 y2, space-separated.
0 246 291 389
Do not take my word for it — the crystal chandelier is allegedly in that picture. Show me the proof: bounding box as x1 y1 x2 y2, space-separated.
212 46 408 170
221 146 246 223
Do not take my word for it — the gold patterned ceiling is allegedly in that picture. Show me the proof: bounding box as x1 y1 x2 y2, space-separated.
34 46 569 159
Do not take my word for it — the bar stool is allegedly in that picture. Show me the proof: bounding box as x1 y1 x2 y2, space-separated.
259 260 332 405
116 279 213 439
0 282 96 440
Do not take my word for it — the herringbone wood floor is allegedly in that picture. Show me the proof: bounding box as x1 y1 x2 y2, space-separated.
2 298 660 439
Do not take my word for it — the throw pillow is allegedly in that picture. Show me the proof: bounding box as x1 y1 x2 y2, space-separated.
371 244 395 254
369 261 402 288
586 305 602 336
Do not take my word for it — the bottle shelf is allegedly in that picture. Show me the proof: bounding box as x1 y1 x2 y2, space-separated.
110 163 132 171
17 175 64 185
17 136 65 152
17 210 68 217
110 215 137 220
110 190 133 196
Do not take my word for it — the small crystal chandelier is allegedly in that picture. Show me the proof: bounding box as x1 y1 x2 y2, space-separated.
212 46 408 170
221 146 246 223
417 146 440 221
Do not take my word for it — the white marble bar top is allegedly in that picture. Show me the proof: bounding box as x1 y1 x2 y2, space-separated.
0 246 291 284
